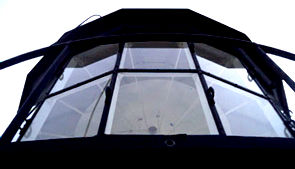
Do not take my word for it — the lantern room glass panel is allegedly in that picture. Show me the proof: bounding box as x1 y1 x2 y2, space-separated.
50 44 118 93
204 75 292 138
194 43 263 94
21 75 111 141
120 42 195 69
105 73 218 135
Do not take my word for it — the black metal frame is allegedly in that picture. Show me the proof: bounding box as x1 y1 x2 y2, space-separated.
12 41 295 140
0 46 72 143
97 43 124 135
187 43 226 135
15 70 114 141
1 36 295 150
2 34 295 95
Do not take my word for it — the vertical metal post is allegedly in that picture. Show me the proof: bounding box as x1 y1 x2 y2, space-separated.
97 43 124 135
188 42 226 136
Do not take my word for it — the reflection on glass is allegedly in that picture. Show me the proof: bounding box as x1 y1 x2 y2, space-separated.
50 44 118 93
205 75 292 138
21 75 111 141
194 43 263 94
282 81 295 120
120 42 195 69
105 73 218 135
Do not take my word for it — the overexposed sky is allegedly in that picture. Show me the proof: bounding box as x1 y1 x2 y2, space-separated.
0 0 294 135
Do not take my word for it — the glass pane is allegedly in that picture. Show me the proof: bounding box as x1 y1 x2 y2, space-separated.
120 42 195 69
194 43 263 94
105 73 218 135
282 81 295 120
50 44 118 93
21 75 111 141
204 75 292 138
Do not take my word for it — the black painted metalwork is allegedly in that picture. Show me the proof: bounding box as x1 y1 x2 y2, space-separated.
46 70 114 100
1 38 295 142
1 9 295 151
200 70 268 100
0 46 71 143
188 42 226 136
97 43 124 135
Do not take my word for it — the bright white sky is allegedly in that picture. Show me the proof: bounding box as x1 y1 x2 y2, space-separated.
0 0 294 136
